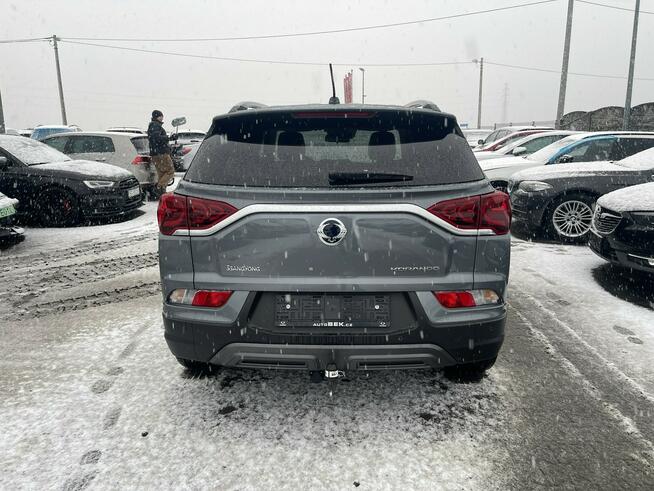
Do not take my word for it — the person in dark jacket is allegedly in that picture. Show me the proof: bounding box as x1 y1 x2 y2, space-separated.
147 110 174 197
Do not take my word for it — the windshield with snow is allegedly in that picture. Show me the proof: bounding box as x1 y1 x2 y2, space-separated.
526 135 585 162
0 136 71 165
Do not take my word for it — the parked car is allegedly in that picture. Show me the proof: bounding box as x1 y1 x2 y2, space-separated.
158 102 511 380
477 125 553 149
508 145 654 241
19 129 33 138
482 132 654 192
473 129 551 153
0 191 24 244
0 136 143 226
31 125 81 141
589 182 654 273
462 129 492 148
107 127 146 135
42 131 158 199
475 131 579 161
181 142 200 171
173 129 205 144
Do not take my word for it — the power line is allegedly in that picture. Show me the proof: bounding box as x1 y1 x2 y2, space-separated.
59 40 474 67
59 0 559 42
0 37 50 44
577 0 654 15
59 39 654 80
485 60 654 81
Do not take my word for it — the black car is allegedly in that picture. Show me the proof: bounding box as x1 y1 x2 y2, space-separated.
0 136 143 226
589 182 654 274
507 144 654 241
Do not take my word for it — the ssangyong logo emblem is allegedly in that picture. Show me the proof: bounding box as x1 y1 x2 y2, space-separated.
317 218 347 246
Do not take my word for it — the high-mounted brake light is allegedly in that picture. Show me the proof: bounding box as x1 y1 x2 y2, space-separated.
434 290 501 309
427 191 511 235
132 155 151 165
291 112 376 119
157 193 238 236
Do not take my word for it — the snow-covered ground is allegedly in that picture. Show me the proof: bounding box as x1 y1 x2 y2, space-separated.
1 201 654 489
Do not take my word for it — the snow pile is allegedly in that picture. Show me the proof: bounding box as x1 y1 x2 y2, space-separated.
0 192 18 209
35 160 132 179
597 182 654 212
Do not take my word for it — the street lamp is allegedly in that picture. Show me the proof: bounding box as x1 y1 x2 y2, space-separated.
358 67 365 104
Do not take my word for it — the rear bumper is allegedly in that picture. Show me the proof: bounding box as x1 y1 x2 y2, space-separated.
163 293 506 371
211 343 460 370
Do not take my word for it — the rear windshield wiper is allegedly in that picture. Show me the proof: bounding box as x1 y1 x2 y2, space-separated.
328 172 414 185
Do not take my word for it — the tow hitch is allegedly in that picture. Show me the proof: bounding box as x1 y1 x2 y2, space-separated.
324 369 345 379
310 364 346 383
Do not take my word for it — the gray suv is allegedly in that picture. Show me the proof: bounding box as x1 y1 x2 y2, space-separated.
157 103 511 380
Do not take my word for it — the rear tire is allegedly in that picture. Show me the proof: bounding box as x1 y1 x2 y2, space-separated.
545 193 595 243
176 357 218 375
37 188 80 227
443 357 496 383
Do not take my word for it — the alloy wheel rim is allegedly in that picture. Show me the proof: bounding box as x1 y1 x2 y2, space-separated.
552 200 593 238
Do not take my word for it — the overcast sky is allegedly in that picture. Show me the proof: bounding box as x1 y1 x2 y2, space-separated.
1 0 653 131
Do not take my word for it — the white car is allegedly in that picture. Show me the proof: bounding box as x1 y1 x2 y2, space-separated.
477 125 553 150
0 191 24 243
475 131 580 161
107 127 146 135
481 132 654 191
173 129 205 145
41 131 158 199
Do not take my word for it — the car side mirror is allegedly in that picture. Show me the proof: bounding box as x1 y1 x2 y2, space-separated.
512 146 527 156
557 154 574 164
0 156 8 169
477 139 484 145
171 117 187 128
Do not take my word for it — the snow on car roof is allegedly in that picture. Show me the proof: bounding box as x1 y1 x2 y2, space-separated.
597 182 654 213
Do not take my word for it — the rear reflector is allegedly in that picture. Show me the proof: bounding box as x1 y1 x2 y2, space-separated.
168 288 233 308
157 193 237 236
191 290 233 308
427 191 511 235
434 290 501 309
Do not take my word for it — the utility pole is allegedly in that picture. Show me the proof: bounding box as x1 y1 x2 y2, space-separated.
623 0 640 130
501 83 509 124
475 57 484 129
359 67 366 104
555 0 574 129
52 35 68 125
0 87 5 134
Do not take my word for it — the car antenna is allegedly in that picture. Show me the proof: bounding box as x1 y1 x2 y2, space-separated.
328 63 340 104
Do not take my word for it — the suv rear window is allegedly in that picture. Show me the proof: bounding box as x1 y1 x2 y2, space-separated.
184 110 483 187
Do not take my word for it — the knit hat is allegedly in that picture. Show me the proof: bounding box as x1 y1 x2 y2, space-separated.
151 110 163 119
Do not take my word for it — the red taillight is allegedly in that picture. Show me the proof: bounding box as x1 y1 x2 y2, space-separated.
187 197 237 231
428 196 480 230
434 291 476 308
480 191 511 235
427 192 511 235
157 193 188 236
132 155 151 165
157 193 237 236
191 290 233 308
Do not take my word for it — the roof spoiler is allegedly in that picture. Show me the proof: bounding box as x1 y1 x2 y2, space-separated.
404 100 441 112
229 101 267 113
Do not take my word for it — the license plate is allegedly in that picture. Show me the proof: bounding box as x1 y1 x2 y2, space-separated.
127 187 140 198
275 294 391 328
0 205 16 218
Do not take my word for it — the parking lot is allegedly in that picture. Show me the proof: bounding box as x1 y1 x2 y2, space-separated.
1 202 653 490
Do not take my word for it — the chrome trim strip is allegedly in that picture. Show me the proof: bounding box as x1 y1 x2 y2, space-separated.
628 253 654 266
172 203 497 237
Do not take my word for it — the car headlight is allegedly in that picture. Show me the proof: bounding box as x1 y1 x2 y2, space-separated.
518 180 553 193
83 180 115 189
